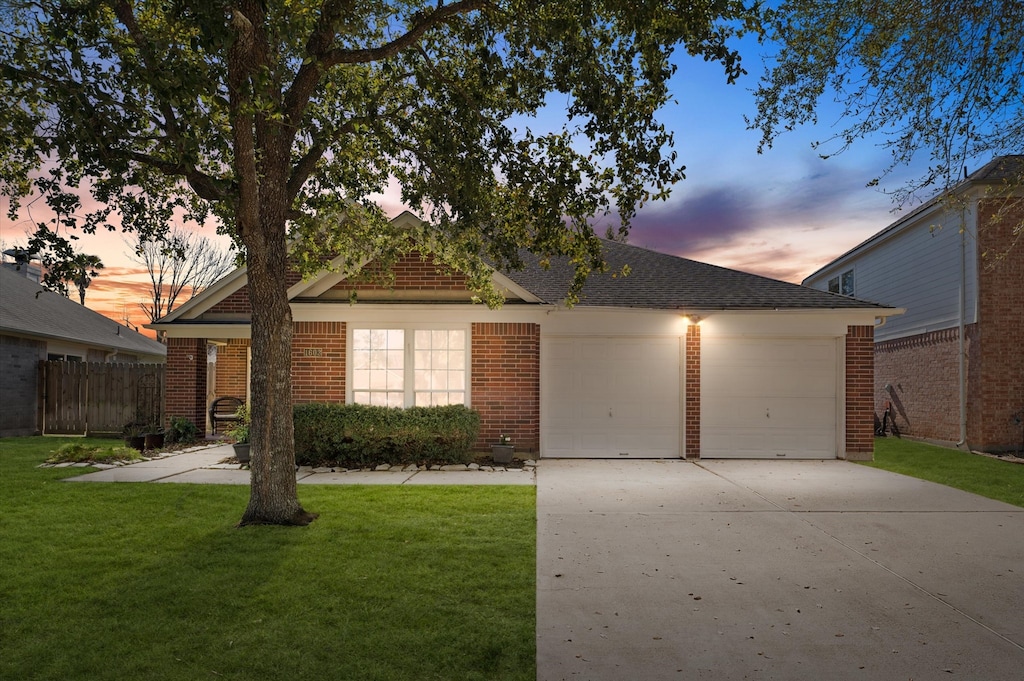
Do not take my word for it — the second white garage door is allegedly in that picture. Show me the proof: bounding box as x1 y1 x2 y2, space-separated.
542 337 681 458
701 337 839 459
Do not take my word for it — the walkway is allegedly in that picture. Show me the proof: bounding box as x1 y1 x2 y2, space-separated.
63 444 535 485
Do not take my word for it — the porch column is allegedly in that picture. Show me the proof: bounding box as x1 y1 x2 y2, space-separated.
165 337 208 432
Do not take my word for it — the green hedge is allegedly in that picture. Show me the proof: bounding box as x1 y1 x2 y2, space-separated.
293 403 481 468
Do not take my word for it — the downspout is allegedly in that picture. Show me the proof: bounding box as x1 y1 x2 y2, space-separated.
956 209 967 448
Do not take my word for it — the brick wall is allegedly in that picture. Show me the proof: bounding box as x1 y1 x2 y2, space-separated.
0 335 44 437
215 339 250 402
471 322 540 453
685 323 701 458
165 337 208 431
975 197 1024 451
207 287 252 315
344 253 469 292
875 327 964 443
292 322 345 404
845 325 875 459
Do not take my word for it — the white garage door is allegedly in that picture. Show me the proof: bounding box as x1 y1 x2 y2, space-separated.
542 337 681 458
702 337 838 459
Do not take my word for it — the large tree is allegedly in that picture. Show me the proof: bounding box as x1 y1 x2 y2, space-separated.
1 0 760 525
751 0 1024 206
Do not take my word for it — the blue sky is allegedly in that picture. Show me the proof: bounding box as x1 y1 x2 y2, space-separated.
1 30 935 330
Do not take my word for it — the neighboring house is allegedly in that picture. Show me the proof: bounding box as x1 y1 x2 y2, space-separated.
804 155 1024 453
0 266 167 437
150 212 897 460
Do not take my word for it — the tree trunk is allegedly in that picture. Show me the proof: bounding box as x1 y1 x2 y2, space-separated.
237 219 317 527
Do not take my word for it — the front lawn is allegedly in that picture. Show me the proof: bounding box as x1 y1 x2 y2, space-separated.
0 437 535 681
864 437 1024 508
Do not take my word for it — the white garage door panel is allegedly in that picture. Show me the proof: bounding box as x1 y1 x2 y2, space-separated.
542 337 681 458
702 337 838 459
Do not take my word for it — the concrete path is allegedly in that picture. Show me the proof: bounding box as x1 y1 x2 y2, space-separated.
537 459 1024 681
63 444 535 485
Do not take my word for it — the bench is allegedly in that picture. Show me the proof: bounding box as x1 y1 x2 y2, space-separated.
209 396 245 435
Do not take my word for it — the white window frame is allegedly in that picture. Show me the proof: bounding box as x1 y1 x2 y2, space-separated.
347 324 471 408
828 268 855 296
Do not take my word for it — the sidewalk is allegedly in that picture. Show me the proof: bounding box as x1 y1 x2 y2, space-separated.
63 444 535 485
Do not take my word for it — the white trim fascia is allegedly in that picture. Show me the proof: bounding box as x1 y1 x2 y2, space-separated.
155 323 252 339
490 271 542 302
150 266 249 324
286 253 374 299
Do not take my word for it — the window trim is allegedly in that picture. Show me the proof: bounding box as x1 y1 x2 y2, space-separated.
346 323 471 408
828 268 855 297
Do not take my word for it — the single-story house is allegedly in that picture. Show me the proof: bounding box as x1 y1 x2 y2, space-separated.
150 212 898 459
804 155 1023 453
0 265 167 437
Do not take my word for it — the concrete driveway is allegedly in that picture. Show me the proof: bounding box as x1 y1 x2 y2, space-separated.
537 459 1024 680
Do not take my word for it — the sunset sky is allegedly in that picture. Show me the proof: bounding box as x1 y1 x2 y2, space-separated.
1 34 940 337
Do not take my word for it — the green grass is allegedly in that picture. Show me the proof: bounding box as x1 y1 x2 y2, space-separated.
863 437 1024 508
0 437 535 681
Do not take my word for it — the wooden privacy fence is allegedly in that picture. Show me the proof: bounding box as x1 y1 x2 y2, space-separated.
40 361 165 435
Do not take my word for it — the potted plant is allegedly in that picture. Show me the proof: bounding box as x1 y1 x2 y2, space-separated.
122 422 146 451
491 433 514 464
144 422 165 450
226 403 251 463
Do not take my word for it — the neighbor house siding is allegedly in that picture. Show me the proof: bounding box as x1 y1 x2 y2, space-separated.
875 327 967 443
0 335 44 437
806 208 978 342
974 197 1024 451
845 325 875 459
165 337 208 431
471 322 540 454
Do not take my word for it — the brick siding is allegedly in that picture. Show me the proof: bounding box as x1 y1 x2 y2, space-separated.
975 197 1024 451
845 325 875 459
343 253 469 292
684 323 701 458
292 322 346 404
471 322 540 453
165 337 208 431
875 327 965 443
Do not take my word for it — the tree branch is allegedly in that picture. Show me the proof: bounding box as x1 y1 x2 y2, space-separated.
283 0 486 128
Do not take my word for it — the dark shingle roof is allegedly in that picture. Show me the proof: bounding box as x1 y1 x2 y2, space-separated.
0 267 167 358
502 239 889 310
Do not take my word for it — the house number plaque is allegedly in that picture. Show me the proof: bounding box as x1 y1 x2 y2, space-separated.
303 348 323 357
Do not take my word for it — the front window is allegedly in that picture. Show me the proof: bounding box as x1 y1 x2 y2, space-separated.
351 327 467 407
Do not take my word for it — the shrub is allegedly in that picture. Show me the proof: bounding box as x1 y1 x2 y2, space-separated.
46 442 143 464
165 416 200 445
164 417 200 444
293 403 480 468
225 403 250 444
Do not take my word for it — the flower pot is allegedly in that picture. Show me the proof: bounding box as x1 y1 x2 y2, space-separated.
233 443 251 464
491 444 514 464
125 435 146 451
144 432 165 450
